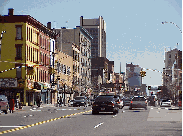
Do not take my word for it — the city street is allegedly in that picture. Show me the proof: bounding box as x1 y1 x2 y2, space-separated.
0 105 181 136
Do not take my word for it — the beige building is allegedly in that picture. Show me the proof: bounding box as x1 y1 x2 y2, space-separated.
53 26 93 97
163 48 182 100
55 49 73 105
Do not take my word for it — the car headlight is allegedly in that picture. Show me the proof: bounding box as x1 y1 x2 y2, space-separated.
81 102 85 103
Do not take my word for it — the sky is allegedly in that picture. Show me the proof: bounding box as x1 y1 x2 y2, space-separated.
0 0 182 92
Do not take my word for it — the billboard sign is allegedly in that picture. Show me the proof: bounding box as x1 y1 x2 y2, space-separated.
0 78 17 87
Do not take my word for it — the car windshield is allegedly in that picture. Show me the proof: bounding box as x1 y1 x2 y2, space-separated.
132 97 146 101
123 98 131 101
162 100 169 102
75 97 85 100
95 96 113 102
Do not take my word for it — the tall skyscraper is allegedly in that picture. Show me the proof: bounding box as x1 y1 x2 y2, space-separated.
80 16 106 58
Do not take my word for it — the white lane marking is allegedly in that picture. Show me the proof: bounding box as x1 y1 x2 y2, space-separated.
0 126 26 127
94 122 104 128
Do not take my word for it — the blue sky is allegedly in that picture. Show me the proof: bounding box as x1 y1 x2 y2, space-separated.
0 0 182 88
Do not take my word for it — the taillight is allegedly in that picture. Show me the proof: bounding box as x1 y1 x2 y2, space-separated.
131 101 133 103
117 102 120 104
93 104 98 106
108 102 114 107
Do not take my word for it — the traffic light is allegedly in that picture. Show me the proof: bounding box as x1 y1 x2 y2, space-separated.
143 71 146 77
140 71 144 77
158 86 162 90
148 86 151 90
151 92 153 96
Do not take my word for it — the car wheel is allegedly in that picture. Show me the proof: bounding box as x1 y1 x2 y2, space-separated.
129 107 132 110
92 111 98 115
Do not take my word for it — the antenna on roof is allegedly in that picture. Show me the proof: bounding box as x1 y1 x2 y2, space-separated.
66 21 68 28
53 21 56 29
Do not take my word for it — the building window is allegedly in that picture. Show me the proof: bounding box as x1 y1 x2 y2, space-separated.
37 67 38 81
37 49 38 63
15 44 22 60
29 46 30 61
45 54 46 66
61 64 63 73
41 70 42 82
31 28 32 42
67 66 70 75
63 65 66 74
15 25 22 40
31 47 32 62
29 28 30 41
27 27 28 41
26 46 28 61
33 48 34 62
45 71 46 82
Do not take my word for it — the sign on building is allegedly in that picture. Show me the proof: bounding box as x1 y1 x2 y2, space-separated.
0 78 17 87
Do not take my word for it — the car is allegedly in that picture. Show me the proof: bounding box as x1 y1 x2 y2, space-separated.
73 96 88 107
0 95 9 114
178 100 182 109
129 96 147 110
92 95 119 115
68 100 74 107
122 97 131 106
160 99 171 107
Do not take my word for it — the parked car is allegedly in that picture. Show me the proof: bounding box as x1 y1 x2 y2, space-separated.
160 99 171 107
68 100 74 107
122 97 131 106
129 96 147 110
92 95 119 115
73 96 88 107
178 100 182 109
0 95 9 114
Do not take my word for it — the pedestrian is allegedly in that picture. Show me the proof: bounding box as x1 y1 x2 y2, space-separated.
36 95 40 107
9 97 15 113
16 96 20 110
59 96 62 107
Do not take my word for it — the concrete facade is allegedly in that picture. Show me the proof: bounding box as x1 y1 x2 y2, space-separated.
80 16 106 58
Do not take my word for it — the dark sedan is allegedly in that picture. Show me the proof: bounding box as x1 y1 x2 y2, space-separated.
122 97 131 106
73 96 88 107
92 95 119 115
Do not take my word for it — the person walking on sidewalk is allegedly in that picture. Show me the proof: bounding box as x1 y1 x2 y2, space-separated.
59 96 62 107
16 96 20 110
9 97 15 113
36 95 41 107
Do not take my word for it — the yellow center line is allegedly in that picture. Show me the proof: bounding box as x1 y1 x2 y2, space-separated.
0 110 91 134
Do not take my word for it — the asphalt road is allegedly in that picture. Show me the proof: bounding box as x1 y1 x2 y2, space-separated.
0 106 182 136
